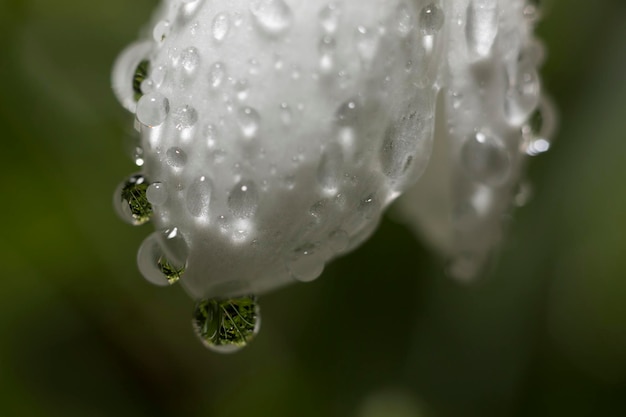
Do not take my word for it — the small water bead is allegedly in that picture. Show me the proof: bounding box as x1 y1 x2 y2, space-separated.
186 176 213 217
192 296 260 353
465 0 499 58
237 107 261 139
137 227 189 286
132 60 149 101
115 174 152 226
228 180 260 219
166 147 188 167
151 65 167 88
203 123 220 148
180 47 200 73
146 182 168 206
153 20 171 43
209 62 227 89
395 3 413 37
288 244 326 283
250 0 293 36
318 36 336 73
172 105 198 130
234 79 250 101
461 131 511 186
317 143 344 193
319 2 341 34
212 12 230 42
419 3 445 35
136 92 170 127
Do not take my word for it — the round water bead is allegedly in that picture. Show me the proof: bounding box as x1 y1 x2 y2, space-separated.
146 182 168 206
460 131 511 186
114 174 152 226
136 92 170 127
137 227 189 286
192 296 260 353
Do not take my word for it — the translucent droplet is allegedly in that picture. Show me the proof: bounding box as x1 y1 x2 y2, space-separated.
250 0 293 36
186 176 213 217
204 123 220 148
419 3 445 35
234 79 250 101
504 67 540 125
355 26 378 64
212 12 230 42
192 296 260 353
228 180 259 218
460 131 510 186
136 92 170 127
172 105 198 130
209 62 227 89
358 194 378 220
153 20 171 43
180 47 200 73
328 229 349 253
395 3 413 37
137 227 189 286
151 65 167 88
288 243 326 282
146 182 168 206
317 143 344 193
522 98 557 156
318 35 336 73
465 0 499 58
132 60 149 101
237 107 261 139
319 2 341 34
166 147 188 167
114 174 152 226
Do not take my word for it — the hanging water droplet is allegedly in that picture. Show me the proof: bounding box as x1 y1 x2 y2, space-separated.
114 174 152 226
288 243 326 282
151 65 167 88
250 0 293 36
237 107 261 139
153 20 171 43
180 47 200 74
166 147 188 167
212 12 230 42
318 35 336 73
319 2 341 34
317 143 344 193
228 180 260 218
209 62 227 89
146 182 168 206
419 3 445 35
132 60 149 101
137 227 189 286
136 92 170 127
465 0 499 58
395 3 413 37
461 131 511 186
504 65 540 125
172 105 198 130
186 176 213 217
192 296 260 353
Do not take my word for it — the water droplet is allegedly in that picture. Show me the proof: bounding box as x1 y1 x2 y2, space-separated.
288 244 326 282
465 0 499 58
358 194 378 219
132 60 149 101
504 65 540 125
319 2 341 34
234 79 250 101
395 3 413 37
522 98 557 156
137 227 189 286
151 65 167 88
317 143 344 193
180 47 200 73
192 296 260 353
112 41 152 112
146 182 168 205
186 176 213 217
237 107 261 139
419 3 445 35
228 180 259 218
328 229 349 253
114 174 152 225
355 26 378 64
136 92 170 127
209 62 227 89
212 12 230 42
250 0 293 36
318 35 336 73
172 105 198 130
461 131 510 186
204 123 220 148
166 147 188 167
153 20 171 43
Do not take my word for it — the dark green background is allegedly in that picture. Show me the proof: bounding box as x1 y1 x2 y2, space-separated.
1 1 625 416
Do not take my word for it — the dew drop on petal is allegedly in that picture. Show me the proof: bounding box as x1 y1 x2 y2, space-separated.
460 131 511 186
419 3 445 35
186 176 213 217
250 0 293 36
172 105 198 130
137 227 189 286
228 180 260 218
237 107 261 139
209 62 227 89
465 0 499 58
288 243 326 283
180 47 200 73
192 296 260 353
166 147 188 167
319 2 341 34
146 182 168 206
114 174 153 226
212 12 230 42
136 92 170 127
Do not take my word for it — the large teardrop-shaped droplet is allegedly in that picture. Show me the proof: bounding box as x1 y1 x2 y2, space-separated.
228 180 260 219
137 227 189 286
192 296 260 353
465 0 499 58
287 243 326 283
114 174 152 226
419 3 445 35
250 0 293 36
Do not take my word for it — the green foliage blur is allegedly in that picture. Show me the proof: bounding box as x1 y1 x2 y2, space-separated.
1 1 625 416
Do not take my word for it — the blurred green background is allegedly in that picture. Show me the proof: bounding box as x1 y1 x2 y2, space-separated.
1 0 625 416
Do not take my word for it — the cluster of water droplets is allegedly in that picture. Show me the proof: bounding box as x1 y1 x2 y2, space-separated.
112 0 553 351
